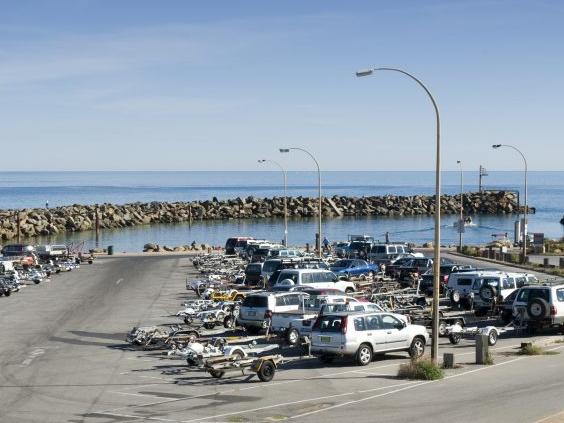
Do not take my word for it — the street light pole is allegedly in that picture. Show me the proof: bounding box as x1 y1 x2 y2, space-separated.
280 147 322 257
492 144 528 262
356 67 441 363
457 160 463 252
258 159 288 247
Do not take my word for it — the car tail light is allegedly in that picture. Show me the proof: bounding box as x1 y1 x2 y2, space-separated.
341 316 348 334
550 305 557 316
443 275 448 284
264 310 273 319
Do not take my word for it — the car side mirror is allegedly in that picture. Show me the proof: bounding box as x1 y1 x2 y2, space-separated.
395 322 406 330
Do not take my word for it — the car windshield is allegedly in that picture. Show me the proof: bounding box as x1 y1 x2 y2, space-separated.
246 264 262 274
333 260 353 268
371 245 386 254
254 249 270 255
517 288 550 303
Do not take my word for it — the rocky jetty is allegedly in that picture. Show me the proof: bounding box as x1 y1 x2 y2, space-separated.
0 191 527 241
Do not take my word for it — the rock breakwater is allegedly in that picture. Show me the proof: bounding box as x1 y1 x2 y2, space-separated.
0 191 526 241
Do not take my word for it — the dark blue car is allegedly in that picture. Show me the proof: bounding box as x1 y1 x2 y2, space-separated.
330 259 378 279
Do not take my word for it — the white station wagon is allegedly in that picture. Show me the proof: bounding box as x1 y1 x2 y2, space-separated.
311 311 428 366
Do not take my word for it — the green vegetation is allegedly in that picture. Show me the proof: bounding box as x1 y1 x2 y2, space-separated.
484 352 495 365
519 343 560 356
398 359 445 380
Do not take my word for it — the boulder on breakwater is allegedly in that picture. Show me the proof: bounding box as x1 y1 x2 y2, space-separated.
0 191 529 241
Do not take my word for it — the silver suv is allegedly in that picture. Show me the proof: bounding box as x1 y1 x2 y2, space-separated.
310 311 428 366
512 283 564 331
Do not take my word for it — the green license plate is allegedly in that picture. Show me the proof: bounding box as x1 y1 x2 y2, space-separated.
319 336 331 343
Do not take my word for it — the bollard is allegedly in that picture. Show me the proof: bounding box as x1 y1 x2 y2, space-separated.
476 335 489 364
306 243 310 253
560 257 564 269
443 353 455 369
107 245 114 255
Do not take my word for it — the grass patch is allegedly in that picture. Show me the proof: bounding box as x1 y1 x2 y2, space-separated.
398 359 444 380
484 352 495 365
518 344 560 356
554 339 564 344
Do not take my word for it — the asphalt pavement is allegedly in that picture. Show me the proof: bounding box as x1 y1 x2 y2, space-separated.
1 254 564 423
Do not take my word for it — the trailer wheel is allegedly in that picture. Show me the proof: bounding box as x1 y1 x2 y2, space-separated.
449 333 462 345
286 328 300 346
196 284 206 298
223 316 234 329
257 361 276 382
209 369 225 379
438 322 447 336
187 331 198 343
449 290 461 305
488 329 498 346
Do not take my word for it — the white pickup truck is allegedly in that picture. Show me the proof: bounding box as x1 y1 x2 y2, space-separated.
271 295 384 345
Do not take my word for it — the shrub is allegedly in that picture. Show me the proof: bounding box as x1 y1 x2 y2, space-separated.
519 344 559 356
398 359 444 380
484 352 494 365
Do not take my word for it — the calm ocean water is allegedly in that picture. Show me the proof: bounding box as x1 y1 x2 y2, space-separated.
1 171 562 252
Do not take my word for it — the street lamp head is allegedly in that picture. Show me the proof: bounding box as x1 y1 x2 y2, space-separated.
355 69 374 77
258 159 266 163
457 160 461 164
279 148 290 153
492 144 502 149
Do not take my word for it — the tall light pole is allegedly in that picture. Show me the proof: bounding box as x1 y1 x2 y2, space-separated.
279 147 322 257
258 159 288 247
356 67 441 363
457 160 464 252
492 144 528 263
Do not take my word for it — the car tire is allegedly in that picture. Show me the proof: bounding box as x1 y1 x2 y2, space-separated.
209 369 225 379
449 333 462 345
449 290 461 305
257 360 276 382
187 331 198 343
409 337 426 359
203 322 215 330
286 328 300 346
501 310 513 325
480 285 497 302
527 298 549 321
355 344 373 366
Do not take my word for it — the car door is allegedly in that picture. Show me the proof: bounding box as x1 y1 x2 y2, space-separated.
364 314 387 351
380 314 409 349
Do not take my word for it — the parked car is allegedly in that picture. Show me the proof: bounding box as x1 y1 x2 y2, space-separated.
419 264 474 296
368 243 414 261
244 263 264 286
333 242 350 258
329 259 378 280
311 311 428 365
512 283 564 331
270 249 302 259
273 268 356 293
1 244 35 257
261 258 302 281
237 291 310 334
225 237 253 255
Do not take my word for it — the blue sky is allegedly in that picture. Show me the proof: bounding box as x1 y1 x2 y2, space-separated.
0 0 562 171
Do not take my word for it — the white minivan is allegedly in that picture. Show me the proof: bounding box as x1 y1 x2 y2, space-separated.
273 269 356 294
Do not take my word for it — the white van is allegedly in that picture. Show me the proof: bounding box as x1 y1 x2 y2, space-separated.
237 291 309 334
273 269 356 293
368 243 422 262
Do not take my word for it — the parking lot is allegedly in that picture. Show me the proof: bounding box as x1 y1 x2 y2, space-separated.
1 254 564 423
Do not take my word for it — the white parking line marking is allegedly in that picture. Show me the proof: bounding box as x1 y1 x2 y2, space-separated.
109 391 165 399
181 381 418 423
98 363 401 413
116 278 124 285
287 346 564 420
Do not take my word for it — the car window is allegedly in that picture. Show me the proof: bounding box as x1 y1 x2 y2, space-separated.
381 315 401 329
397 246 405 254
315 316 343 332
557 289 564 302
457 278 473 286
388 246 397 254
353 317 366 331
502 278 514 289
483 277 500 288
285 294 301 306
372 245 385 254
366 315 381 330
242 296 268 307
517 288 550 303
302 273 314 284
275 296 288 306
516 277 527 288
